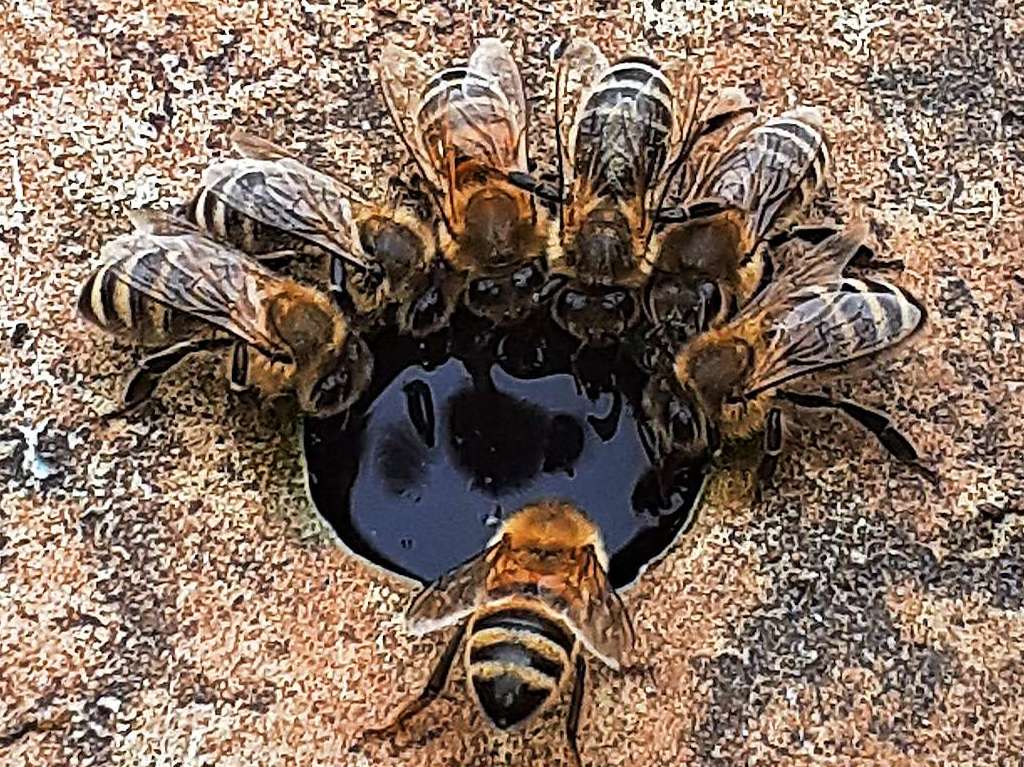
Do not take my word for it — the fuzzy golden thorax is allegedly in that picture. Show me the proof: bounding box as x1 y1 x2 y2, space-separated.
558 192 648 286
499 501 606 567
447 177 544 273
674 323 757 417
356 208 434 296
257 287 371 416
650 210 750 284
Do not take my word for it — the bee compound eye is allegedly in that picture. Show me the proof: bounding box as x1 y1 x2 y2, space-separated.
668 398 698 444
512 262 545 290
470 278 501 298
561 290 588 311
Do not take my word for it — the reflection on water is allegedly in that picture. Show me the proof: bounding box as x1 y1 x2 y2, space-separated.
303 309 708 589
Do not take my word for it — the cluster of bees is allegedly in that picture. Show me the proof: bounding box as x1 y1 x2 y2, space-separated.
77 36 926 765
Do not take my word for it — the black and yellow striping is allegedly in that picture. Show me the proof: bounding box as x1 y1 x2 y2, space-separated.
185 175 292 256
466 606 574 730
77 253 190 347
698 109 829 240
573 56 676 197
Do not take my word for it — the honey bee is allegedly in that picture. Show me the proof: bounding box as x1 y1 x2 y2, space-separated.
368 500 632 767
541 38 700 346
190 131 457 337
642 223 928 489
376 38 550 326
77 211 372 416
643 104 831 343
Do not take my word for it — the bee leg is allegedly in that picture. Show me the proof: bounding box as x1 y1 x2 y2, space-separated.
505 170 564 205
363 621 468 738
228 342 250 391
755 408 785 503
565 655 587 767
779 391 937 483
249 248 301 269
108 337 235 418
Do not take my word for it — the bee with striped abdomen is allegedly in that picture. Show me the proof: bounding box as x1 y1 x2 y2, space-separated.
643 105 831 345
367 500 632 767
77 211 372 417
377 38 550 327
531 38 701 346
190 131 457 337
642 222 929 491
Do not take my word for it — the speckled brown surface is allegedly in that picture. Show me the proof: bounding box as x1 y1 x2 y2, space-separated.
2 2 1023 765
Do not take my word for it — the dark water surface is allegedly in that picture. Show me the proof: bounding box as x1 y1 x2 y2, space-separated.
302 312 707 589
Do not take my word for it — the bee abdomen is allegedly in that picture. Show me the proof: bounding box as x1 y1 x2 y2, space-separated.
185 184 280 255
467 608 573 729
575 58 675 194
705 111 829 240
77 260 179 346
418 66 509 164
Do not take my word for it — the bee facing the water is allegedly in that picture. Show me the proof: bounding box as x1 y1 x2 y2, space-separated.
367 500 632 767
189 131 457 337
534 38 701 346
643 222 928 489
644 104 831 343
77 211 372 416
377 38 550 326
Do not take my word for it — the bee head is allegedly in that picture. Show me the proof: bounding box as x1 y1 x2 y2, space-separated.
574 206 633 283
464 259 548 326
642 271 723 341
403 272 456 337
641 373 714 465
300 334 372 418
552 282 637 347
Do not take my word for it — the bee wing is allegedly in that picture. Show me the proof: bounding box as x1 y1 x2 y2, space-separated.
677 86 758 197
556 545 634 669
650 62 701 207
405 541 505 634
229 131 295 161
554 37 609 201
376 44 451 223
463 38 529 171
694 107 829 242
201 154 368 267
741 277 924 399
228 132 370 198
738 221 867 320
102 210 292 358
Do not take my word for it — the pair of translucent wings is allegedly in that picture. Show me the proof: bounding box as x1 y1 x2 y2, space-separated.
97 210 320 361
727 224 924 399
200 131 370 268
377 38 529 231
680 105 831 244
554 38 701 234
405 536 634 670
